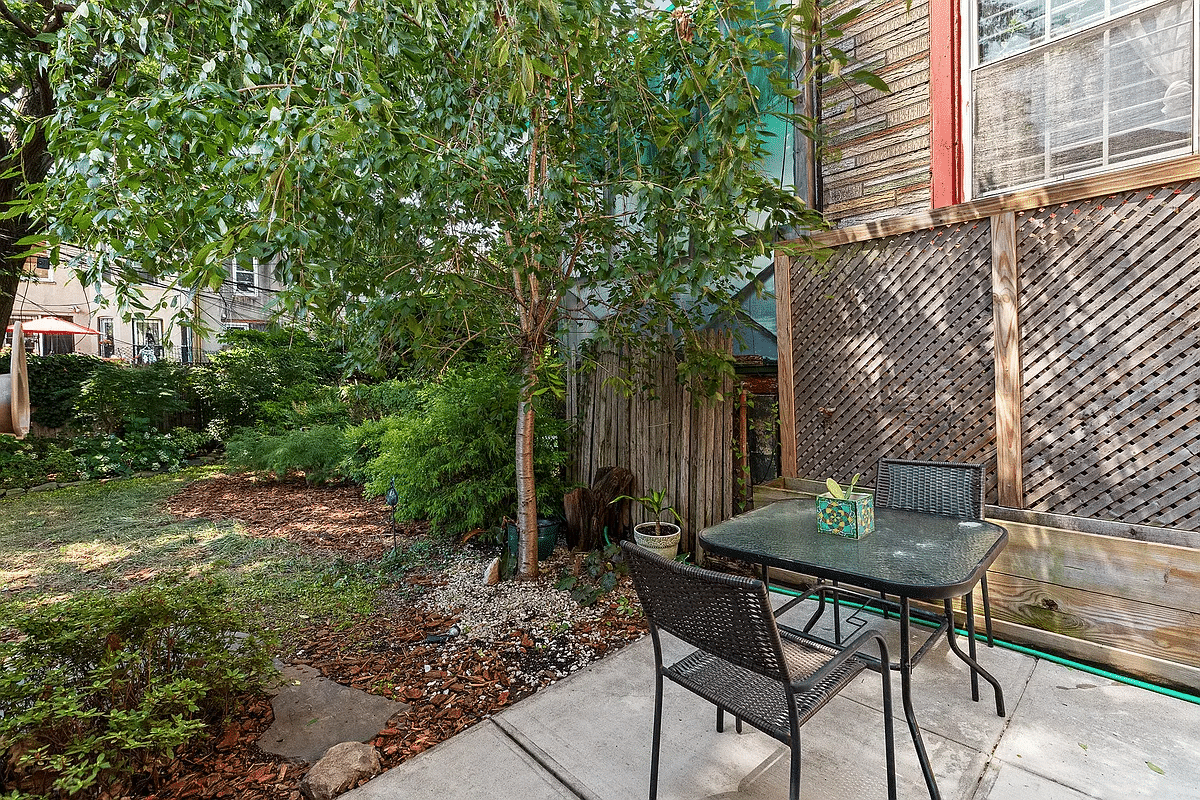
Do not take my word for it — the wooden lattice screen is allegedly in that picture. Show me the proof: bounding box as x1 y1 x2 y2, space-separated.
783 178 1200 532
1017 181 1200 528
567 333 735 553
788 222 999 498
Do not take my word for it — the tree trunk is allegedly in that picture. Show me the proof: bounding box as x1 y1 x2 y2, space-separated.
0 48 55 335
514 351 540 579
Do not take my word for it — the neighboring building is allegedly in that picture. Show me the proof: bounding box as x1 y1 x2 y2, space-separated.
7 247 281 362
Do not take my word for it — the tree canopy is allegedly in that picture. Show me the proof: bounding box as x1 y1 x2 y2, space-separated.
5 0 878 576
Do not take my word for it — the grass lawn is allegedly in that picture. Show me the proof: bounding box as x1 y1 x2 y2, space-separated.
0 467 384 637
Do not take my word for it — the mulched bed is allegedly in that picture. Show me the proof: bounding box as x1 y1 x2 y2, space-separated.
143 474 648 800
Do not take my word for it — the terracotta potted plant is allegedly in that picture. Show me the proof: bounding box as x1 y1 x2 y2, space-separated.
615 489 683 559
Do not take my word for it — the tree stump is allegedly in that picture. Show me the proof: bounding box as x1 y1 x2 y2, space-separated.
563 466 636 551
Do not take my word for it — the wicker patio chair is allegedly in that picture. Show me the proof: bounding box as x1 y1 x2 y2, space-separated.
874 458 992 645
622 541 897 800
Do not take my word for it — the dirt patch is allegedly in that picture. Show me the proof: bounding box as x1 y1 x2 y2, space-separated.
142 473 647 800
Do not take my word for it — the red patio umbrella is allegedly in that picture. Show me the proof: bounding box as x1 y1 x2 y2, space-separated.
5 316 102 335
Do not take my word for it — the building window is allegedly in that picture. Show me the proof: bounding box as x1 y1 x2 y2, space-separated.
969 0 1195 196
233 258 258 295
99 318 115 358
133 319 163 364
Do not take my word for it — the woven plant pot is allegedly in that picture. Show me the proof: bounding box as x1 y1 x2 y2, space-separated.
633 522 681 559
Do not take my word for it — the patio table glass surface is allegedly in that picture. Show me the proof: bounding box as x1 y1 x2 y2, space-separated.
698 499 1008 601
699 497 1009 800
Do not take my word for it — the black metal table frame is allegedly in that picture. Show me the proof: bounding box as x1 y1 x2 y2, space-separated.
700 507 1008 800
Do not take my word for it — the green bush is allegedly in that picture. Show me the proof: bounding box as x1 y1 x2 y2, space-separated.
256 384 352 431
0 437 56 488
74 361 191 435
71 422 187 478
0 579 272 799
224 425 351 484
360 359 570 535
0 352 115 431
341 380 424 422
341 416 407 484
188 329 340 435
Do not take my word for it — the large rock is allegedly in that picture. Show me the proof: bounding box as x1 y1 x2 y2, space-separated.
300 742 382 800
259 663 408 762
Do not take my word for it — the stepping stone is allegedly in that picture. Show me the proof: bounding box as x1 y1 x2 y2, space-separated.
259 662 409 763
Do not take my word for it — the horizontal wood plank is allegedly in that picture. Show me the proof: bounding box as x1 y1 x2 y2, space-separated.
984 571 1200 670
794 155 1200 246
991 522 1200 615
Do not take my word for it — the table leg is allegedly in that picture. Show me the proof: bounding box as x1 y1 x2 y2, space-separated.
966 591 980 702
943 599 1006 718
900 598 941 800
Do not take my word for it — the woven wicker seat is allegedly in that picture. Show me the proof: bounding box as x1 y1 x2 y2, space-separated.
623 541 897 800
875 458 993 645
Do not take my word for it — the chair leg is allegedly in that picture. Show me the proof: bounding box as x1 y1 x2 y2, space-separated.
788 739 802 800
650 672 664 800
716 706 723 733
735 716 742 734
981 574 995 646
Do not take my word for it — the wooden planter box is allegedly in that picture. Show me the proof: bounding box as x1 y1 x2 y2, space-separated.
752 478 1200 694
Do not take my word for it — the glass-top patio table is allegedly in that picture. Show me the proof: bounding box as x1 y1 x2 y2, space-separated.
699 499 1009 800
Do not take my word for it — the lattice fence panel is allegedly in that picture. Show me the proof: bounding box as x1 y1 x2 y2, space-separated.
1018 181 1200 530
789 222 997 497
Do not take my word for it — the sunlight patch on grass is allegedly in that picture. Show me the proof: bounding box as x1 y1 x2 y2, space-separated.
0 467 387 639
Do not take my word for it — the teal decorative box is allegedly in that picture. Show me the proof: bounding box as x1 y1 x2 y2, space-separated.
816 492 875 539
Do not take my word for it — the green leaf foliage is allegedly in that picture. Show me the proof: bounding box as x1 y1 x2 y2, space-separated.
0 578 272 799
224 424 351 485
0 351 113 431
357 358 570 536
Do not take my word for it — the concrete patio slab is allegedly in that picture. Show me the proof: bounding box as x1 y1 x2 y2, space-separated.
989 661 1200 800
342 719 579 800
340 604 1200 800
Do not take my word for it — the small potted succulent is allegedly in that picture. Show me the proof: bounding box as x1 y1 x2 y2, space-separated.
816 473 874 539
613 489 683 559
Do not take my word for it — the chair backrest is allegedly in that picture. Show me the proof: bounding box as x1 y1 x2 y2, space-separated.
875 458 984 519
622 541 790 683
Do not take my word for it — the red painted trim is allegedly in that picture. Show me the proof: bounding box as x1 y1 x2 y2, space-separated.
929 0 963 207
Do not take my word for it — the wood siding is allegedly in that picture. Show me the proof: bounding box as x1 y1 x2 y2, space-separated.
821 0 932 225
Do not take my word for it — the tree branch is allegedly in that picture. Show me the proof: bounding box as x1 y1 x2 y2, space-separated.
0 0 38 38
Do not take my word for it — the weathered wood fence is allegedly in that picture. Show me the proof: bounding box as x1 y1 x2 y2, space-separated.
773 164 1200 691
566 333 735 555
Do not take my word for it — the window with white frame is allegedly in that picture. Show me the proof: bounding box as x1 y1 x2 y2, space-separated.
969 0 1195 196
99 318 115 358
232 258 259 295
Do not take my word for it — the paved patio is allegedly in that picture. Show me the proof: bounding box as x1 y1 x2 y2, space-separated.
343 597 1200 800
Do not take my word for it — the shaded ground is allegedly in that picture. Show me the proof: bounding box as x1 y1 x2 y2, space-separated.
146 474 648 800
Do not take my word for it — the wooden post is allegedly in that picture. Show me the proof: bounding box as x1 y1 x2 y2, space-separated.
774 251 798 477
736 387 749 513
991 211 1024 507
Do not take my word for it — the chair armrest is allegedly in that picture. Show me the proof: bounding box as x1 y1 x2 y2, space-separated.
784 626 891 691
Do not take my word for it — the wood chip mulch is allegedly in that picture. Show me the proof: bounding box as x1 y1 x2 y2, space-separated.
133 473 648 800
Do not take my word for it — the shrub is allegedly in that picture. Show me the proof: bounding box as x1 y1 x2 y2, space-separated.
71 422 187 478
0 352 115 431
224 425 351 484
341 380 424 422
360 359 570 535
188 329 340 434
0 578 272 799
74 361 191 435
0 437 54 488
